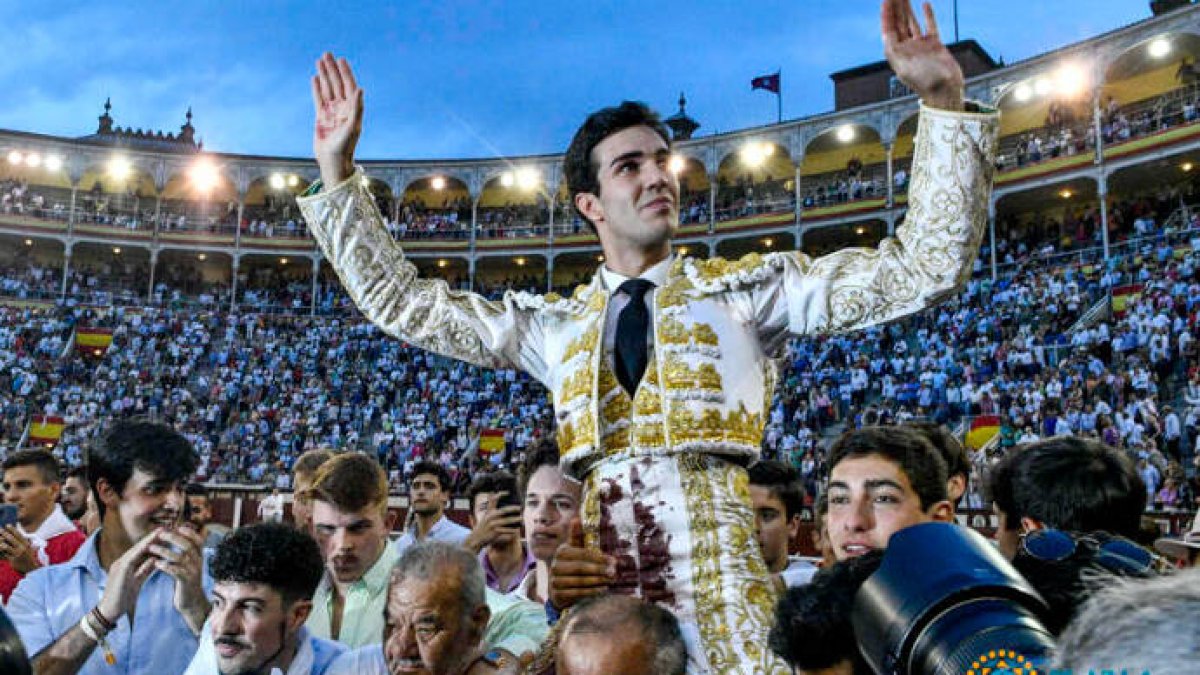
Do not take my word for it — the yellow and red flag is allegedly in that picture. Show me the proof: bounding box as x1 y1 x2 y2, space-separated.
479 428 506 455
76 327 114 356
1110 284 1143 317
966 415 1001 450
28 415 65 447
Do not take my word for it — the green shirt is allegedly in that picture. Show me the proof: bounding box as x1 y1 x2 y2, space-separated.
307 544 399 649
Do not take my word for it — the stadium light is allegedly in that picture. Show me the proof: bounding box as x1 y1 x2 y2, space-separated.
7 151 22 165
1059 189 1073 199
189 159 220 193
836 125 856 143
856 226 866 235
1149 37 1171 59
24 153 41 168
1054 64 1087 98
279 257 289 265
286 174 299 188
515 257 527 266
740 142 770 168
668 155 686 175
431 176 447 191
763 237 774 248
269 173 286 190
24 239 32 246
44 155 63 172
1183 162 1194 172
596 254 604 262
500 172 515 188
108 157 132 182
437 259 448 268
678 246 689 255
1012 83 1033 103
112 247 121 255
197 253 207 261
516 168 539 190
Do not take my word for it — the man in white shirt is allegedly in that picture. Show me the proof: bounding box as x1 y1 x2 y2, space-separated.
259 488 286 524
393 461 470 556
185 523 345 675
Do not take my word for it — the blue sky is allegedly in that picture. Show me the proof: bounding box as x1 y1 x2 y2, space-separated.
1 1 1148 160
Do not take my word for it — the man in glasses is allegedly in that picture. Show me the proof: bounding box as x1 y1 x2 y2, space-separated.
988 436 1156 634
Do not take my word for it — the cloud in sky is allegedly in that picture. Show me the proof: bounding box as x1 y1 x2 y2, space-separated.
0 1 1149 160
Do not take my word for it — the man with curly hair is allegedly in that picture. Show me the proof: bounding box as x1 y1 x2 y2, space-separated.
185 523 345 675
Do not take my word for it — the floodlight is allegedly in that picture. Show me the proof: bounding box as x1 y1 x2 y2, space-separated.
269 173 286 190
836 125 856 143
1149 37 1171 59
431 176 447 190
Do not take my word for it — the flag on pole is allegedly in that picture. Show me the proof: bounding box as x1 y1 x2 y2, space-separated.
965 415 1001 450
27 415 65 447
478 428 506 455
751 72 781 94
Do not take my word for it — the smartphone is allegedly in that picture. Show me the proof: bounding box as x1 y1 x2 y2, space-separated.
495 491 520 510
0 504 17 528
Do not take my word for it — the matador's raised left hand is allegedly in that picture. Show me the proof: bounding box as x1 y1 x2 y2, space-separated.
882 0 964 111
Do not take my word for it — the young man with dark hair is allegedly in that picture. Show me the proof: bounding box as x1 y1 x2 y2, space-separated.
464 471 534 594
292 448 335 534
826 426 954 561
768 552 883 675
516 439 581 606
304 453 398 649
302 2 995 667
61 466 90 522
905 421 970 508
0 450 86 602
393 460 469 555
185 523 345 675
186 483 230 552
8 420 208 675
747 460 817 587
988 436 1146 560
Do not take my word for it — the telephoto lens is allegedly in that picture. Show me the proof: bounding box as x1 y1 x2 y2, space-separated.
852 522 1056 675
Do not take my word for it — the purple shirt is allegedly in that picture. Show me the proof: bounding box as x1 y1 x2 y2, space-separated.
480 544 537 593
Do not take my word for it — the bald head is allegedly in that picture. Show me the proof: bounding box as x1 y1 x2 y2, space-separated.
557 595 686 675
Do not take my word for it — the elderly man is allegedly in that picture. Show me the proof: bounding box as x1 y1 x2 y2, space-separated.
328 542 546 675
302 1 996 669
556 595 687 675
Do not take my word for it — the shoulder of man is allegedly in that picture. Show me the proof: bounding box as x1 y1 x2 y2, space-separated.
325 644 386 675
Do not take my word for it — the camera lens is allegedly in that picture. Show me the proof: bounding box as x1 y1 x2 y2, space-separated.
852 523 1056 675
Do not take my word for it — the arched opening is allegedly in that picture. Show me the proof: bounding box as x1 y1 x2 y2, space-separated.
243 172 315 241
995 178 1099 266
802 220 887 257
237 254 314 314
72 161 158 236
1100 32 1200 147
69 241 151 306
160 161 240 235
399 175 471 240
0 234 65 301
154 249 232 308
715 232 794 259
714 141 795 222
476 168 550 240
801 124 885 210
476 254 547 297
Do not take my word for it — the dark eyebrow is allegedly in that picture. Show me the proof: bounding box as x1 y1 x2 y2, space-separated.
609 150 645 169
864 479 905 492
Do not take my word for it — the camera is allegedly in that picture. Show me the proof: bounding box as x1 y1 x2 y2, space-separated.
852 523 1056 675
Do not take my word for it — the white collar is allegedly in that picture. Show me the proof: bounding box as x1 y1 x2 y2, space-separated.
22 504 77 564
599 254 674 295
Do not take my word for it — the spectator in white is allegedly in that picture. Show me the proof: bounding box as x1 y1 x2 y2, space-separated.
1163 404 1182 459
257 488 285 524
185 523 345 675
1053 569 1200 675
1154 514 1200 568
463 472 534 594
747 461 817 588
327 542 549 674
515 440 581 607
0 450 87 603
8 421 210 675
393 461 470 556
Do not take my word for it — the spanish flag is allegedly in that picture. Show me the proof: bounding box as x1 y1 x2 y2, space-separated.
28 415 65 447
966 415 1001 450
1110 284 1143 318
75 327 114 356
479 428 506 455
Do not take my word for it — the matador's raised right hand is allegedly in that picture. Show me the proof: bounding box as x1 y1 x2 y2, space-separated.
311 52 363 187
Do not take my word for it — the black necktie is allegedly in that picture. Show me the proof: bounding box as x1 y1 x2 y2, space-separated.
615 279 654 396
